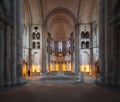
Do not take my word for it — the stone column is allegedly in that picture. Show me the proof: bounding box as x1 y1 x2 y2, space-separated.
90 23 93 76
71 54 74 72
118 28 120 86
52 61 53 71
16 0 23 84
0 22 5 86
65 61 67 71
4 24 11 86
0 1 8 86
10 0 17 85
52 61 54 71
42 30 47 73
105 0 112 85
97 0 105 85
74 23 80 74
111 0 120 86
55 61 56 71
66 61 68 71
29 48 32 75
3 0 11 86
28 24 32 75
92 23 97 76
69 61 70 71
111 23 118 86
48 54 50 71
69 62 71 71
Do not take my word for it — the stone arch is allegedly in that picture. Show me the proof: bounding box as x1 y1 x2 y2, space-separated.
44 7 76 41
32 52 40 68
44 7 77 27
85 31 89 39
22 24 28 49
23 24 27 36
86 41 89 48
81 41 85 49
89 0 97 22
23 0 32 25
81 31 85 39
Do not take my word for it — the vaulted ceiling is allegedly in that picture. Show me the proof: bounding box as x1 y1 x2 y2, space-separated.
23 0 98 41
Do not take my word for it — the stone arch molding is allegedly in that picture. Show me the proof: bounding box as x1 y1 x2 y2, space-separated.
44 7 77 41
44 7 77 28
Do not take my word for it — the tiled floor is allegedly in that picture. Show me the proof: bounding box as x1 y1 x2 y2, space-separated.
0 76 120 102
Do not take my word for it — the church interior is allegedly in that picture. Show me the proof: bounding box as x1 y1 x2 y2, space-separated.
0 0 120 102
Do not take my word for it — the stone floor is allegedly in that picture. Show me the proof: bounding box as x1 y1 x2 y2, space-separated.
0 76 120 102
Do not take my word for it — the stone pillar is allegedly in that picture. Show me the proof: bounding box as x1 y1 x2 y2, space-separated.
97 0 105 85
74 23 80 74
42 30 47 73
105 0 112 85
48 54 50 71
71 54 74 72
111 23 118 86
69 61 70 71
10 0 17 85
52 61 54 71
3 0 11 86
0 0 10 87
52 61 53 71
66 61 68 71
65 61 67 71
0 22 5 86
29 48 32 75
92 23 97 76
111 0 120 86
60 62 62 71
28 24 32 75
90 23 93 76
55 61 56 71
118 28 120 86
4 24 11 86
16 0 23 84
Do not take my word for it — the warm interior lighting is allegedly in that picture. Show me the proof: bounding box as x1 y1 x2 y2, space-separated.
80 65 90 72
52 52 55 55
55 63 59 71
58 53 63 57
32 65 41 73
22 62 27 76
71 64 74 72
62 63 66 71
48 62 73 72
50 63 53 71
68 63 72 71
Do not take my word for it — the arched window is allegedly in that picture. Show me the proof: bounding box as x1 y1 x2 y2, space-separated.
81 41 85 49
51 41 54 51
58 42 62 52
37 42 40 49
33 52 40 68
36 32 40 39
85 31 89 39
81 32 85 39
66 40 71 51
86 41 89 48
32 32 36 39
50 40 54 51
32 42 36 49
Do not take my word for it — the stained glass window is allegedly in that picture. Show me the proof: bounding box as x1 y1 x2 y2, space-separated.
58 42 62 52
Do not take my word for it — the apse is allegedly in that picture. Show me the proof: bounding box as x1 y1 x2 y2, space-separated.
50 22 72 41
46 8 75 41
